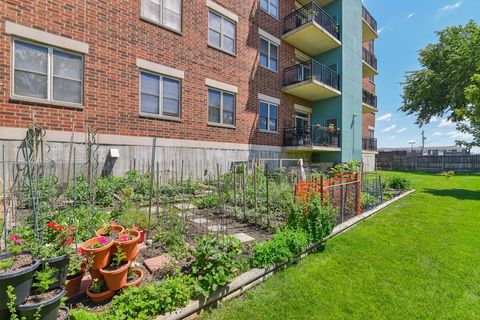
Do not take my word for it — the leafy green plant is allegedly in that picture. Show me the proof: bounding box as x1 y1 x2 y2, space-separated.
191 234 243 296
386 176 411 190
440 171 455 179
32 263 57 294
116 208 150 229
89 279 107 293
361 193 378 208
0 258 14 270
329 161 360 175
287 197 336 243
110 247 127 269
193 193 220 209
251 228 310 268
153 212 188 259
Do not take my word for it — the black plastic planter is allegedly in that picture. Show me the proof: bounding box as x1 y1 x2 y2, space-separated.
0 252 40 319
16 289 65 320
57 306 70 320
41 254 69 290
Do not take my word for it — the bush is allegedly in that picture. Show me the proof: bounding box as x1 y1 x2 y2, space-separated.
251 228 310 268
329 161 360 175
191 234 243 296
287 197 336 243
386 176 411 190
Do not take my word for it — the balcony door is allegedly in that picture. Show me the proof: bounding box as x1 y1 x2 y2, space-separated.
295 111 310 129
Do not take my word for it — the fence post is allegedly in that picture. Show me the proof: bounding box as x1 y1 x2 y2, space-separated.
320 175 324 203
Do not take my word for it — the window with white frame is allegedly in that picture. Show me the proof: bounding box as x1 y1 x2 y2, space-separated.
140 71 181 118
260 37 278 72
12 39 83 105
259 101 278 132
208 11 236 54
141 0 182 32
208 88 235 126
260 0 278 19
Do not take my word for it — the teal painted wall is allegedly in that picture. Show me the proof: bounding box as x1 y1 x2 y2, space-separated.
311 0 363 163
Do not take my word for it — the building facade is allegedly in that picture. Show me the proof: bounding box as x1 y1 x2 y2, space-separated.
0 0 378 176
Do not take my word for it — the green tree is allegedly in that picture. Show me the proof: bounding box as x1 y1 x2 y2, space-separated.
400 20 480 147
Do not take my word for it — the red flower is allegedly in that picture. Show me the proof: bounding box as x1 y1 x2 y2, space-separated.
9 235 19 241
54 225 64 232
47 221 56 228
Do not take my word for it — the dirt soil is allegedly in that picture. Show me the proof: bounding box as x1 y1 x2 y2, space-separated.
24 288 62 305
0 254 34 275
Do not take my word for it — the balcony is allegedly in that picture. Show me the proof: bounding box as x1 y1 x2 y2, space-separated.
283 2 341 56
282 60 341 101
362 136 377 152
296 0 335 6
284 125 341 152
362 48 378 77
362 6 378 41
362 89 378 113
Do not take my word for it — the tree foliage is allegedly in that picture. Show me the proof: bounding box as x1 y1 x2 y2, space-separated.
401 20 480 146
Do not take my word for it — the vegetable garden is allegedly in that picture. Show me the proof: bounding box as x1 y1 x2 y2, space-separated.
0 127 410 320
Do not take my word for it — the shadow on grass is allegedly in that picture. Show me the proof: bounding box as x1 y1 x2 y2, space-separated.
423 188 480 200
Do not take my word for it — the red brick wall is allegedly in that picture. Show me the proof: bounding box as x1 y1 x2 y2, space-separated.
0 0 310 146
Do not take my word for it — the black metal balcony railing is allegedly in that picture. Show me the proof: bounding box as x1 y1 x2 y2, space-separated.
284 2 339 40
284 126 340 148
362 89 377 109
362 137 377 151
362 47 377 70
283 60 340 90
362 6 377 32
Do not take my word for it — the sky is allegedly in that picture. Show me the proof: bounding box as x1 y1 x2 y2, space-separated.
362 0 480 152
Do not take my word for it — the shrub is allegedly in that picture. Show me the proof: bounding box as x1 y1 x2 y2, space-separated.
287 198 336 243
251 228 310 268
191 234 243 296
329 161 360 175
386 176 411 190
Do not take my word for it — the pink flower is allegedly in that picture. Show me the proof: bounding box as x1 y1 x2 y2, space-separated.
97 236 108 245
119 234 129 242
15 239 23 245
9 235 19 242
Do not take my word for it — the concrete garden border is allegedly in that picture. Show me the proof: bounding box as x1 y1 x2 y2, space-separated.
156 189 416 320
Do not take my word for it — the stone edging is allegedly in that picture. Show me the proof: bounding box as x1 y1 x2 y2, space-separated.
156 189 416 320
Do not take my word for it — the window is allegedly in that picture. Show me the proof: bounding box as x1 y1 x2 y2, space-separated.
260 0 278 19
208 11 236 54
260 38 278 72
259 101 278 132
13 39 83 105
141 0 182 32
208 88 235 126
140 71 181 118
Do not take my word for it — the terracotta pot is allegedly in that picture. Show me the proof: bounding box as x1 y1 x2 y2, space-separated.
95 225 125 238
89 268 103 281
124 268 144 288
100 260 131 291
117 230 140 261
65 271 84 297
137 228 147 243
86 287 115 303
80 238 114 269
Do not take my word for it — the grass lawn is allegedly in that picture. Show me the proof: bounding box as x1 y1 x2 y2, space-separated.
202 171 480 320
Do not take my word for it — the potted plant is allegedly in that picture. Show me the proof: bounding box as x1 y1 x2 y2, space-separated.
117 229 140 261
86 278 115 303
80 236 113 269
124 268 144 288
117 209 149 243
99 247 131 291
95 221 124 239
327 123 335 133
65 253 90 298
0 234 40 319
16 263 65 320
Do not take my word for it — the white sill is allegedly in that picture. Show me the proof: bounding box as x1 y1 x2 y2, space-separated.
260 65 279 73
258 129 279 134
139 17 183 36
139 113 182 122
207 44 236 57
10 95 83 109
207 122 236 129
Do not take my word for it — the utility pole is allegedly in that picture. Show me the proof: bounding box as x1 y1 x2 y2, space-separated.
409 141 416 153
421 131 426 155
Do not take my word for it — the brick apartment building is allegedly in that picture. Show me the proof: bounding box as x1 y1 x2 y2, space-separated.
0 0 378 175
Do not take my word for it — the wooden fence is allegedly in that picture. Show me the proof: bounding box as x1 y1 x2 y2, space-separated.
376 154 480 172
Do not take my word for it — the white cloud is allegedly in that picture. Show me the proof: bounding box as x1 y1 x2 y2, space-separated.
396 128 407 133
432 132 443 136
438 119 454 127
407 13 415 19
446 131 473 139
382 124 397 132
439 1 463 11
377 113 392 122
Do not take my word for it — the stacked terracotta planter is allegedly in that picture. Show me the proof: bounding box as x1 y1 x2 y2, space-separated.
80 226 145 302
